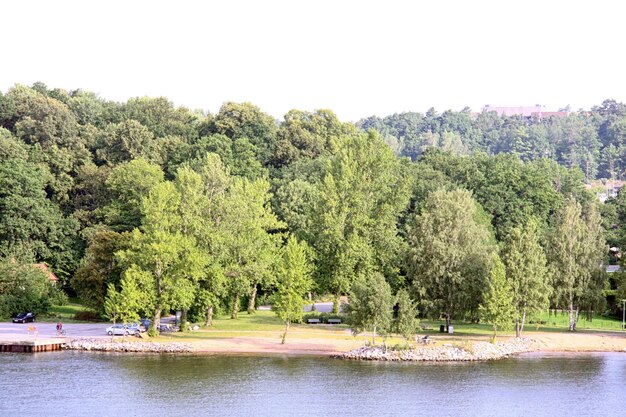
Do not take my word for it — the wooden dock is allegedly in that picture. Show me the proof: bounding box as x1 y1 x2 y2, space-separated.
0 336 65 353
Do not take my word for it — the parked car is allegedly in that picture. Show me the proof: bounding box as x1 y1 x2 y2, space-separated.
105 324 138 336
126 322 146 333
158 323 179 333
12 312 36 323
139 318 151 329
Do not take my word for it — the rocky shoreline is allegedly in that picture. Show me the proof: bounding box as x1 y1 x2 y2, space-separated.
339 337 539 361
63 338 193 353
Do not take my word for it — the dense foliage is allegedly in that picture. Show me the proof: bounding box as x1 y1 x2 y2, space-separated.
1 83 619 336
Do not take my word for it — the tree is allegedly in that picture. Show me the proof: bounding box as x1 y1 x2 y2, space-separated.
72 230 129 312
208 102 278 166
272 237 312 344
501 220 551 337
0 151 80 280
0 261 66 317
391 289 419 342
345 272 393 345
479 255 515 342
546 198 606 330
273 109 356 167
103 275 144 341
103 159 164 231
308 132 411 312
218 178 283 318
116 182 207 333
406 188 495 330
96 119 159 166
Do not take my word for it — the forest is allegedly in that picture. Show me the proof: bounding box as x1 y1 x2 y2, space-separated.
1 82 626 337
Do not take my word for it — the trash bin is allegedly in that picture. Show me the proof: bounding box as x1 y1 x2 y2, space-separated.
439 324 445 333
448 326 454 334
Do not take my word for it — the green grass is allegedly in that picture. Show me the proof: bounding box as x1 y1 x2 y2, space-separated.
419 310 625 336
40 303 99 323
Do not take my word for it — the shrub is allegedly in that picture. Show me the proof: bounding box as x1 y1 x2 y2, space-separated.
73 310 101 321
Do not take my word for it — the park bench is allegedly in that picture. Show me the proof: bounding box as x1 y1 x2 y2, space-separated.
327 319 342 324
307 318 320 324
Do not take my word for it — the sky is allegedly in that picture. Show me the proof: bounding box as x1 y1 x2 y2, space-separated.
2 0 625 122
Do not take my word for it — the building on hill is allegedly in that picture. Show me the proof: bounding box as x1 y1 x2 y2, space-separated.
483 104 569 120
33 263 59 285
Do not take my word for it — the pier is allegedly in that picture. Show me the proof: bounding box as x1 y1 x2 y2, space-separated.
0 335 65 353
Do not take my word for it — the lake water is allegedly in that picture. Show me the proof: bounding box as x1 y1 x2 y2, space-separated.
1 351 625 416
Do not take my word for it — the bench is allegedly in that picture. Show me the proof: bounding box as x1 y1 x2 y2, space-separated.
307 319 320 324
327 319 342 324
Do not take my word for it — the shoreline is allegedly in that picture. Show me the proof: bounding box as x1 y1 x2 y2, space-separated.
57 330 626 359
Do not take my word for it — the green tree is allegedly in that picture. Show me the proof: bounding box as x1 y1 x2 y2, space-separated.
103 275 144 341
391 288 419 342
479 255 515 342
546 198 606 330
103 159 164 231
308 132 411 312
72 230 129 312
0 261 66 317
272 236 312 344
218 178 284 318
116 182 207 333
406 188 495 330
345 272 393 345
501 220 551 337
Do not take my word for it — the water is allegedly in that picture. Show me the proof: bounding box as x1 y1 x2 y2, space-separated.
1 351 625 416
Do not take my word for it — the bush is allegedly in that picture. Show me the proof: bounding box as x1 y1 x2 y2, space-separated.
73 311 101 321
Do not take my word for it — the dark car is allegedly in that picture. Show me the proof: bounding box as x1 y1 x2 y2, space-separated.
12 312 36 323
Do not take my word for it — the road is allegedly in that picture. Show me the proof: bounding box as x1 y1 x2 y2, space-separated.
0 316 178 339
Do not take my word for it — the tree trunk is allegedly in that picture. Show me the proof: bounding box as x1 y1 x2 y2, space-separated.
520 309 526 335
332 294 340 314
231 293 240 319
247 285 257 314
204 306 213 327
151 305 162 335
515 318 520 338
445 312 451 333
180 308 188 331
568 300 575 331
492 325 497 344
281 321 289 344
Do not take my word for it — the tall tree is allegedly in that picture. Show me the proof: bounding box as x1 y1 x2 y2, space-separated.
406 188 495 330
479 255 515 342
116 182 207 333
272 236 312 344
345 272 393 345
218 177 283 318
501 220 551 337
307 132 411 312
546 198 606 330
391 289 419 342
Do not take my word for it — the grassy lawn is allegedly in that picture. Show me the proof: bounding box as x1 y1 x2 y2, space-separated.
154 309 626 344
39 303 100 323
419 310 625 336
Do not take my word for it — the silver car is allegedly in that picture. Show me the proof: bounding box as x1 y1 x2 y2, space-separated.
105 324 137 336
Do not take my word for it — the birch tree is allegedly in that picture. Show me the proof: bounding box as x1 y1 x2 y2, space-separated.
501 220 550 337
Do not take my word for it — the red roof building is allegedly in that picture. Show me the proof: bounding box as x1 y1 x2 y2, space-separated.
33 263 59 284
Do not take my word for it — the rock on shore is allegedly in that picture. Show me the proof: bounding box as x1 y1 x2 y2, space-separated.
340 338 538 361
63 338 193 353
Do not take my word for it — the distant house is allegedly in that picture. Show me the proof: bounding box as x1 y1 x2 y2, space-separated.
33 263 59 285
482 105 568 120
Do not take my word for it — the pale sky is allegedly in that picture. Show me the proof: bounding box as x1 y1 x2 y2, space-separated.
2 0 625 122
